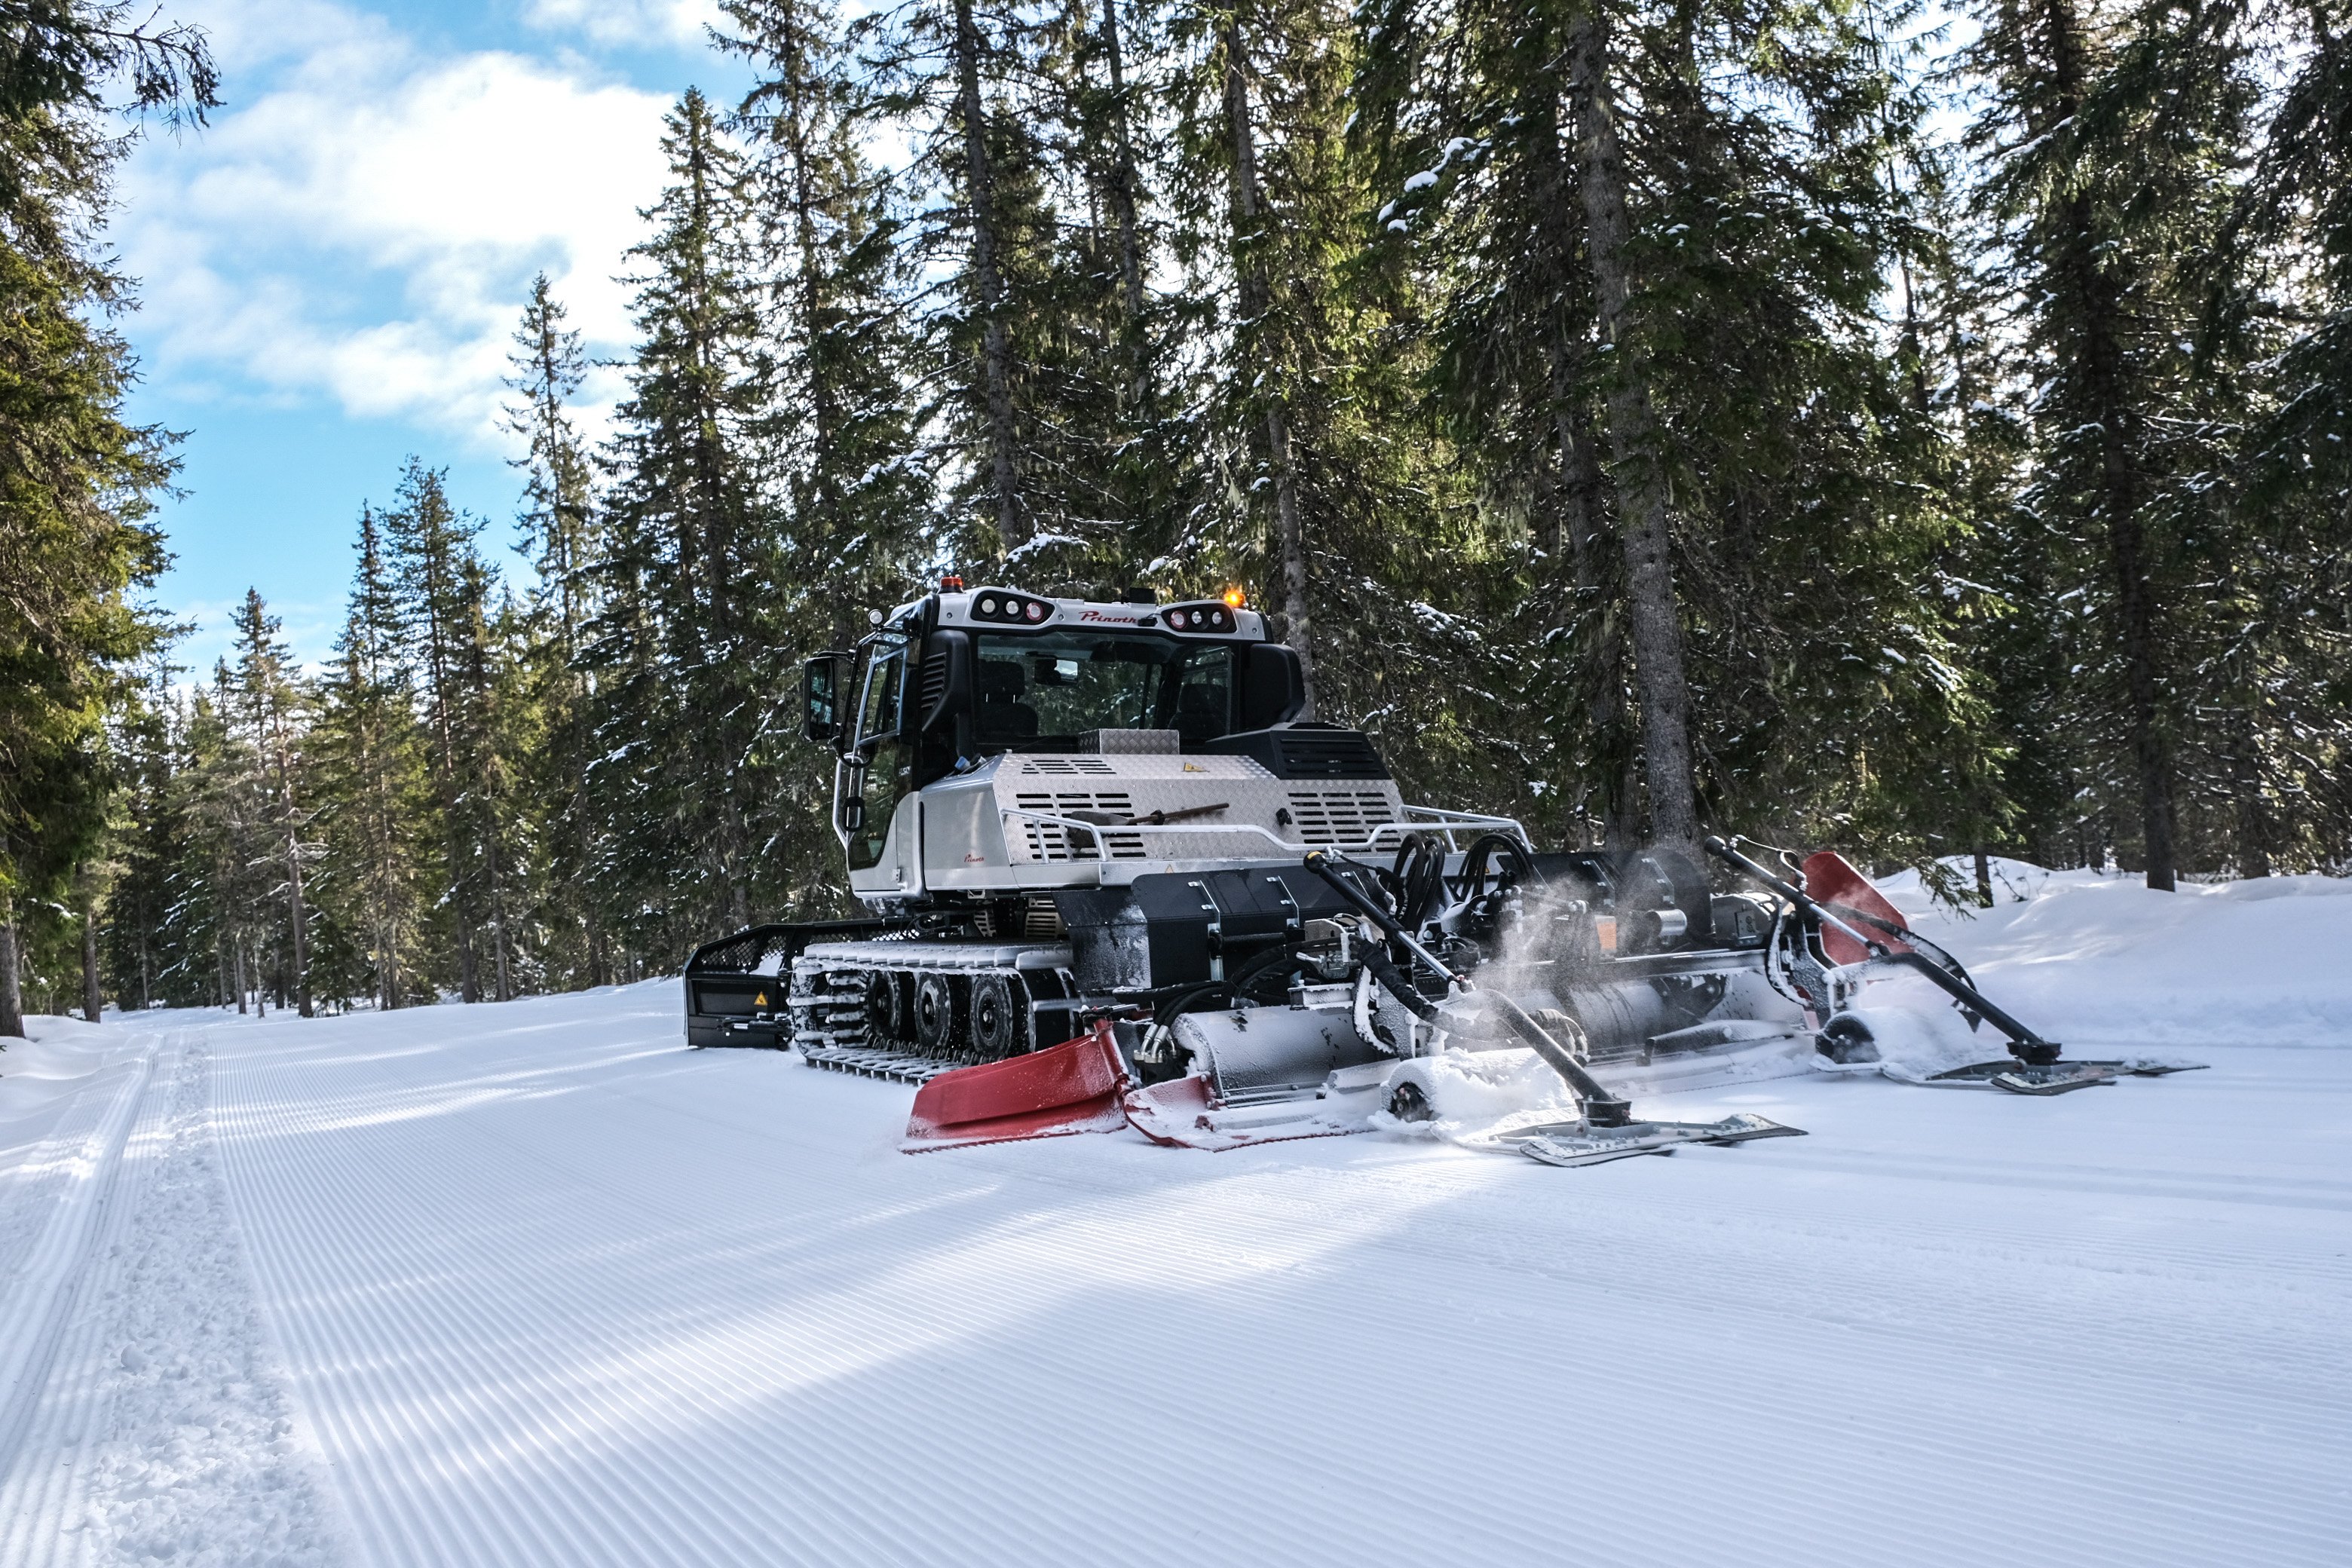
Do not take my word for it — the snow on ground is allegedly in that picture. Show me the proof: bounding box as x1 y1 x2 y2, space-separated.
1 869 2348 1566
1880 859 2352 1049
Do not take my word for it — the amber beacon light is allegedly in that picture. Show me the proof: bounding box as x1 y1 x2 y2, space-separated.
1222 586 1247 609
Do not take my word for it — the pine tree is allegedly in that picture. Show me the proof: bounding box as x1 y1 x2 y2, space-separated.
309 507 431 1008
98 650 179 1012
1208 4 1320 703
503 276 608 986
1962 0 2259 887
381 460 501 999
1353 0 1628 841
2206 5 2352 873
228 589 316 1015
593 90 782 939
727 0 934 635
1352 0 1992 871
0 0 194 1031
725 0 938 912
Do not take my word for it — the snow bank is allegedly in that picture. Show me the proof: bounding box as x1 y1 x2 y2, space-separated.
1875 859 2352 1049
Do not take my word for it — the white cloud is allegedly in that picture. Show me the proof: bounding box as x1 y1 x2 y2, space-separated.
119 1 677 452
525 0 721 50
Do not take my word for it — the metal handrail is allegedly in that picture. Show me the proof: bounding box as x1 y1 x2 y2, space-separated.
999 804 1529 862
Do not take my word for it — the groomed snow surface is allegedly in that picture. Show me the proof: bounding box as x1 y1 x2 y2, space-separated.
2 864 2348 1567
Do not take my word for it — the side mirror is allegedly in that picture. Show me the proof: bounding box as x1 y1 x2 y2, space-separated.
803 652 847 744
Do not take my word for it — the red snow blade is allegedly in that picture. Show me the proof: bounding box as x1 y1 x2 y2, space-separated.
1122 1074 1367 1152
902 1022 1132 1152
1802 850 1916 966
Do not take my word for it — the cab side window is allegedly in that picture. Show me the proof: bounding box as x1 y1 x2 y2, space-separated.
855 645 905 750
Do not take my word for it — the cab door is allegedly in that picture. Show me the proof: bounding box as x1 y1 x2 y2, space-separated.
844 642 909 871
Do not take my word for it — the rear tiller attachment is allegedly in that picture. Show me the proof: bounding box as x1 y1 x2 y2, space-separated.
1703 837 2201 1095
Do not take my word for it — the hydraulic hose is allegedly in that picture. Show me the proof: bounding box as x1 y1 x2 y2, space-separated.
1150 942 1313 1030
1389 837 1450 932
1303 850 1634 1125
1459 831 1541 897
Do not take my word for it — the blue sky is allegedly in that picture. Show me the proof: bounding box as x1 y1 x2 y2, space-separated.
118 0 754 677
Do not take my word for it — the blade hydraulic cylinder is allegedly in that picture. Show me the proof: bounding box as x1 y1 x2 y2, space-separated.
1302 851 1634 1125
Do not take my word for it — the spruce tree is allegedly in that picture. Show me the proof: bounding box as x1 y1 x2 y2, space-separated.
594 89 782 939
2208 6 2352 872
309 507 430 1008
228 590 316 1015
0 0 192 1031
504 276 607 986
727 0 934 637
1962 0 2259 887
381 460 498 999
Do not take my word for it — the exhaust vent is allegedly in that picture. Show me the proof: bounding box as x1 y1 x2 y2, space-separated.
1283 789 1398 845
1013 792 1149 860
1018 757 1118 776
1274 730 1387 779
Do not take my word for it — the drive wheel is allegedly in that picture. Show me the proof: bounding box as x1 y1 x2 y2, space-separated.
1818 1014 1880 1065
968 972 1022 1061
1387 1081 1435 1122
861 971 902 1044
913 972 959 1055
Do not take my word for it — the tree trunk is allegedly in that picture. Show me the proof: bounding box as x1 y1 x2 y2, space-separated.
78 870 102 1022
2227 706 2271 877
0 893 23 1039
266 704 313 1017
2038 0 2175 890
1974 843 1995 907
1530 69 1636 847
952 0 1023 547
1566 8 1700 859
2102 393 2175 890
456 914 479 1003
482 795 515 1003
234 939 249 1015
1100 0 1149 406
1551 390 1638 848
1222 19 1318 713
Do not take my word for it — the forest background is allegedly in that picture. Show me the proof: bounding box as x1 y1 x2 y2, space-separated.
2 0 2347 1023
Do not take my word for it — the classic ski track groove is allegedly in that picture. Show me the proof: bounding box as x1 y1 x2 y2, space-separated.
0 990 2317 1568
0 1031 165 1496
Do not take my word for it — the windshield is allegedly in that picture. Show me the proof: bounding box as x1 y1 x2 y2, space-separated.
975 632 1235 746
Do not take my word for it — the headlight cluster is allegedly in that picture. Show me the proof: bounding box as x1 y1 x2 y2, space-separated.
972 592 1052 624
1165 602 1237 632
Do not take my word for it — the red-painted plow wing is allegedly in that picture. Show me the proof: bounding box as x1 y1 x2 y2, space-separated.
902 1022 1132 1152
1801 850 1916 966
